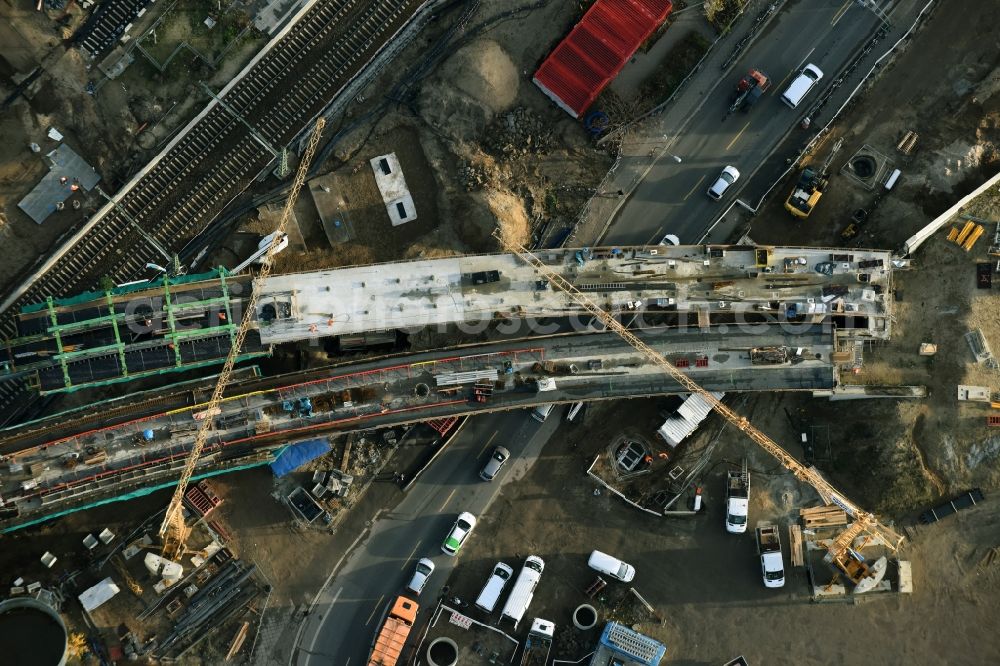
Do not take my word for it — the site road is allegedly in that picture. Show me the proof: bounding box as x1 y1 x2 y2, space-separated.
293 410 560 665
604 0 887 246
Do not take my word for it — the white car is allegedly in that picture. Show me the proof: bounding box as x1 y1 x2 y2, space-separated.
707 165 740 200
659 234 680 246
441 511 477 556
406 557 435 595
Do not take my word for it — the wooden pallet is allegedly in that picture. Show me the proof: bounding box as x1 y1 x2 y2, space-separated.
788 524 805 567
799 504 848 528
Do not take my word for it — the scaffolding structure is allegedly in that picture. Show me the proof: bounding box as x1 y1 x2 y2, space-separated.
3 269 267 394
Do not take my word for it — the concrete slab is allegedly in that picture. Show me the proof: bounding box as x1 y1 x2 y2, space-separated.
369 153 417 226
256 245 895 344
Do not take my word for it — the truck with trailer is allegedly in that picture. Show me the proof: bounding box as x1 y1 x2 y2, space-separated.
726 69 770 116
519 618 555 666
756 524 785 588
368 596 418 666
725 463 749 534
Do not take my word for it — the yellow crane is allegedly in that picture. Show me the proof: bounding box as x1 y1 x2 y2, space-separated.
158 119 327 557
493 230 904 591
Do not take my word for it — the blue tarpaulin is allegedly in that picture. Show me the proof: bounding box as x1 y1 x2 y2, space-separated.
270 438 331 477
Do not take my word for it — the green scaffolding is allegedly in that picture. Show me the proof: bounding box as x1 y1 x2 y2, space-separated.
13 269 268 393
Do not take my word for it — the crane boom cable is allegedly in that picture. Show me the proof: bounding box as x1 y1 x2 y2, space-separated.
158 119 327 552
495 231 903 552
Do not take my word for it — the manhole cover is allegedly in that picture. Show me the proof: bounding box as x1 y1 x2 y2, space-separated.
851 156 877 178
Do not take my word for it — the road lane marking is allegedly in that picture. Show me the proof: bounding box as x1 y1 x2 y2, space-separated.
403 540 423 568
477 430 499 458
775 47 818 94
726 121 751 151
683 175 707 201
644 226 664 246
365 594 385 626
438 488 457 512
831 0 851 26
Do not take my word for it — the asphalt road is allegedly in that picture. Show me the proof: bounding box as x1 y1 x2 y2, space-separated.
604 0 884 245
293 409 563 665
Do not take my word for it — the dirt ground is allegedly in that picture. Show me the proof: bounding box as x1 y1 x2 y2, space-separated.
741 0 1000 517
447 399 1000 666
236 0 616 273
4 1 1000 664
0 0 265 289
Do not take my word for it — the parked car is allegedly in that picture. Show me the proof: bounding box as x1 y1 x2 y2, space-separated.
707 166 740 200
659 234 680 246
480 446 511 481
441 511 477 556
406 557 435 595
587 550 636 582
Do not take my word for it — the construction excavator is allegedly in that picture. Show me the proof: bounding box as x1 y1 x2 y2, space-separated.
784 138 843 220
493 230 903 593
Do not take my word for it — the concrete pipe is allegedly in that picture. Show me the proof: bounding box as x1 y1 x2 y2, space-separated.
0 597 68 666
573 603 598 630
427 637 459 666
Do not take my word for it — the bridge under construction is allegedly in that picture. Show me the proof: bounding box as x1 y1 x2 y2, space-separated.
0 242 904 530
0 243 895 394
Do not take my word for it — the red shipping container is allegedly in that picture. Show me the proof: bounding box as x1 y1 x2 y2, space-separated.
534 0 673 118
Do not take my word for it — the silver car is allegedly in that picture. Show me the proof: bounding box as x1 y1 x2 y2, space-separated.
406 557 435 595
706 165 740 200
479 446 510 481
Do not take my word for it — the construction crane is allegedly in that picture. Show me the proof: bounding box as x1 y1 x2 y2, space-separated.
157 118 327 557
492 230 904 590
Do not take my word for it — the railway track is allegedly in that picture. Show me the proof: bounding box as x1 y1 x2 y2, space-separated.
0 0 425 341
0 0 426 417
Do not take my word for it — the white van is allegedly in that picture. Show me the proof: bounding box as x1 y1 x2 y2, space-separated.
780 63 824 109
587 550 635 582
475 562 514 613
531 404 554 423
500 555 544 629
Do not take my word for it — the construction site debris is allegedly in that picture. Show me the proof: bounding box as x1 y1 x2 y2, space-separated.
919 488 986 524
798 505 848 528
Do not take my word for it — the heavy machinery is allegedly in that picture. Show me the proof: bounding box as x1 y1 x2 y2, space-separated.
493 230 904 592
156 118 326 558
369 596 418 666
726 69 770 117
784 138 843 219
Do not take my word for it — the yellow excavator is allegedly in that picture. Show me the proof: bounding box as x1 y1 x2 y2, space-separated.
784 138 843 219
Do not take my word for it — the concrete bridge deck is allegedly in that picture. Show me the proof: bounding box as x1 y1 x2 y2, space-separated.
0 324 838 530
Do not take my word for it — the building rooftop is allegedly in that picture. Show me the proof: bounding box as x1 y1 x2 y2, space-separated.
17 144 100 224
